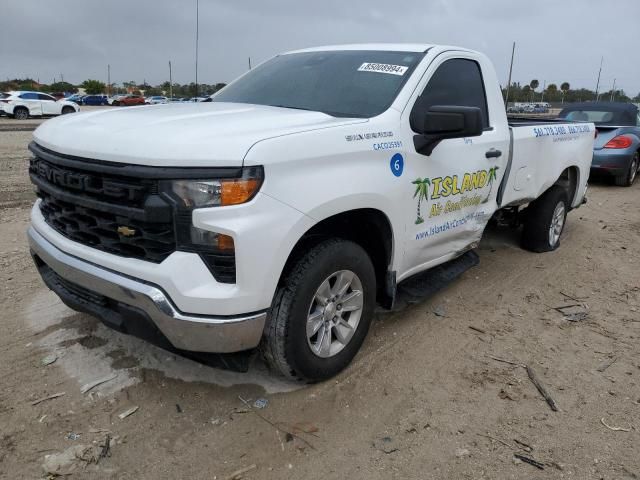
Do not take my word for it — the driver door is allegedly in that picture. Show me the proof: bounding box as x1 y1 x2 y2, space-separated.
398 54 509 277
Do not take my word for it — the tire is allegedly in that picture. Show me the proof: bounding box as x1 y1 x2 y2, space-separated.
113 101 120 106
61 106 75 115
13 107 28 120
614 152 639 187
521 185 568 253
262 239 376 382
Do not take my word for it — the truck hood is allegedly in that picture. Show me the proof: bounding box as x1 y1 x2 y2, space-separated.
33 102 367 167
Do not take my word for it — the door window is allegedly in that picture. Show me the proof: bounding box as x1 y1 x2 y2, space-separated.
19 92 39 100
38 94 56 101
410 58 489 130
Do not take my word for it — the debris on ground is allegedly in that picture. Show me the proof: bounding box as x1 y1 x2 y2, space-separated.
80 374 118 394
31 392 66 406
118 406 139 420
526 365 559 412
224 463 257 480
42 444 101 476
514 453 545 470
41 354 57 366
175 403 183 413
455 447 470 458
65 432 81 441
597 357 618 373
432 305 447 317
487 356 559 411
600 417 631 432
98 434 112 459
373 436 398 454
253 398 268 409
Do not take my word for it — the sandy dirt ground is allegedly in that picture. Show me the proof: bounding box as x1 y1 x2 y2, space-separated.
0 114 639 479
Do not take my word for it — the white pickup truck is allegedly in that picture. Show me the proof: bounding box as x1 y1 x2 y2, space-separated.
28 44 594 381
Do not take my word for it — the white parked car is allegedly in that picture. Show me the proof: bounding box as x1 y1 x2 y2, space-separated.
1 91 79 119
146 96 169 105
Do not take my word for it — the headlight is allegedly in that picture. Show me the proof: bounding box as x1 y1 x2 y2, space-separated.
163 166 263 208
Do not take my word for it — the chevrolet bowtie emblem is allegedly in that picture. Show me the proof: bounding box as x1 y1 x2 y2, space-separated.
117 226 136 237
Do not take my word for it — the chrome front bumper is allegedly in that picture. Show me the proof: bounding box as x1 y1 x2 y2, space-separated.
28 227 267 353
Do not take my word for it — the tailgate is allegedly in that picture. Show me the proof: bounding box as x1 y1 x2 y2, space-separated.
500 123 595 209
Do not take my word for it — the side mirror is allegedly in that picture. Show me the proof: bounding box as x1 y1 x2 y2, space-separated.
413 106 484 156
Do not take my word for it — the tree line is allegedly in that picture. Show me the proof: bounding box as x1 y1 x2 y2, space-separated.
2 77 639 104
0 78 227 97
503 79 640 104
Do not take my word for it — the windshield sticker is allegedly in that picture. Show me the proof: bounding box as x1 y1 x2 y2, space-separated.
346 131 393 142
357 63 408 76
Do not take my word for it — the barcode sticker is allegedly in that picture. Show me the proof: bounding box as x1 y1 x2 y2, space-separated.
357 63 408 76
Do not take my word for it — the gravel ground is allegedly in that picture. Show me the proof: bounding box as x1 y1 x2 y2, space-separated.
0 118 639 479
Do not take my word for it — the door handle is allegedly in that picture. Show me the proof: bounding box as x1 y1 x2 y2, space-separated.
485 149 502 159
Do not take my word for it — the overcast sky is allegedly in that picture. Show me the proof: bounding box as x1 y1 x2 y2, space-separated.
2 0 639 96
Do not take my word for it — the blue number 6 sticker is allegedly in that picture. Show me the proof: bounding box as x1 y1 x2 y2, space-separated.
390 153 404 177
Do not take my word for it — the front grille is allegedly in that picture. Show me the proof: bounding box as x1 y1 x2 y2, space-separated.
30 144 175 263
29 143 238 283
39 190 175 262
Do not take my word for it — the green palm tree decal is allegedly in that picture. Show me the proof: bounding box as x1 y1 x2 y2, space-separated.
412 177 431 224
482 166 500 204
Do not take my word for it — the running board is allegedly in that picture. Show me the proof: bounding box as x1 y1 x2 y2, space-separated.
390 250 480 312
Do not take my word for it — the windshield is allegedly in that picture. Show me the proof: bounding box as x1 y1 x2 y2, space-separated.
559 107 636 126
212 50 424 118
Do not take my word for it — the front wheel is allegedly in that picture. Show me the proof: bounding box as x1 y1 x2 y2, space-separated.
61 106 75 115
521 185 568 252
262 239 376 382
614 152 639 187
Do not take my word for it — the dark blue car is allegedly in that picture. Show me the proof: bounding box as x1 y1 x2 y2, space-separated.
559 102 640 186
82 95 109 106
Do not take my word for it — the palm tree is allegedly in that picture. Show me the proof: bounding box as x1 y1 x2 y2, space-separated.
482 166 501 204
560 82 570 104
412 178 431 224
529 79 539 102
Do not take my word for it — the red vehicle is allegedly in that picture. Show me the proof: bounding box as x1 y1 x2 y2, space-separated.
114 94 145 106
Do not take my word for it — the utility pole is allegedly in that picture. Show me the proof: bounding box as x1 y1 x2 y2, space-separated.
594 56 603 101
248 57 252 70
610 78 616 102
107 64 111 96
504 42 515 107
541 80 546 102
194 0 199 97
169 61 173 99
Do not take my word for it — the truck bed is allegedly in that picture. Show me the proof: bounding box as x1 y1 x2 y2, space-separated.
498 120 594 209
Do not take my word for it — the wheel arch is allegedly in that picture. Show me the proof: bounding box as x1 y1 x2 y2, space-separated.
278 208 396 308
553 165 580 208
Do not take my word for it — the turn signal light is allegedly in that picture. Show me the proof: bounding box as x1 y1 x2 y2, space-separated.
604 135 633 149
221 178 261 206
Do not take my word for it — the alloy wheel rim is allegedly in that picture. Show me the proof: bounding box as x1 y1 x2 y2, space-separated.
306 270 363 358
549 202 566 247
630 157 638 184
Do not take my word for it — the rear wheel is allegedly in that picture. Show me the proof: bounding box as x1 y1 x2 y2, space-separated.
521 185 568 252
13 107 28 120
614 152 639 187
262 239 376 382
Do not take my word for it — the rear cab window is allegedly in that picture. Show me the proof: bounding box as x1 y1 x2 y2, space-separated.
410 58 490 131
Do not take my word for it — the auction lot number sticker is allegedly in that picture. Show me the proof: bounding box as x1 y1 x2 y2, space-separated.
358 63 408 76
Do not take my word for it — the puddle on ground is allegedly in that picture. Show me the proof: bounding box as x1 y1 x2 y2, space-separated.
24 290 303 396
